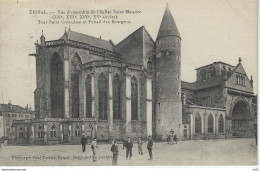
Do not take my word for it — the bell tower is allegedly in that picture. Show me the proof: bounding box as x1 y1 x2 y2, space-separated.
155 4 182 140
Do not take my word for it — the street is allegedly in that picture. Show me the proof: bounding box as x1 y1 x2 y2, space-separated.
0 138 257 166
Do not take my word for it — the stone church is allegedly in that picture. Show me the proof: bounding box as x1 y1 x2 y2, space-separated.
12 5 257 145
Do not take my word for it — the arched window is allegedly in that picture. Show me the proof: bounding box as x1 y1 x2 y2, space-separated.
86 75 92 118
210 68 216 77
201 70 206 80
37 126 43 138
195 114 201 133
98 73 108 120
147 61 152 73
131 76 138 120
75 125 80 137
19 127 24 138
50 125 56 138
218 114 224 133
71 60 80 118
208 114 214 133
113 74 121 120
236 74 239 85
51 55 64 118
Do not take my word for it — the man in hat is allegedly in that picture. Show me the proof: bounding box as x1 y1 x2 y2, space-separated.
81 135 87 152
125 137 133 160
147 135 153 160
91 138 98 162
111 140 119 165
137 137 143 155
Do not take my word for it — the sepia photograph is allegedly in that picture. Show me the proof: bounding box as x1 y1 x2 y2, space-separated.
0 0 258 170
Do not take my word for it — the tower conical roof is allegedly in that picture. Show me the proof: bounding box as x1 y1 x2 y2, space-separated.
157 4 181 40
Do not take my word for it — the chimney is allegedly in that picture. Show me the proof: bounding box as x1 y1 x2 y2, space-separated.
40 30 45 46
250 75 253 87
25 104 29 110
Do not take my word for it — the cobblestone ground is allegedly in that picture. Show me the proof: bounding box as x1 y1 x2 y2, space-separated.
0 138 257 166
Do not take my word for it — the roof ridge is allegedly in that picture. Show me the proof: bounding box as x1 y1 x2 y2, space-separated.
115 26 145 46
195 61 235 70
67 30 111 43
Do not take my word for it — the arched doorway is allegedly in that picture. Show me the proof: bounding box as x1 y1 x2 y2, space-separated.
231 100 250 137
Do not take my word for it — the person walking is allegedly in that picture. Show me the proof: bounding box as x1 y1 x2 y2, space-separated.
125 137 133 160
81 135 87 152
91 138 98 162
137 137 143 155
111 140 119 166
147 136 153 160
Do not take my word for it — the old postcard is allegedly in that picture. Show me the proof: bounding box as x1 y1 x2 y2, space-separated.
0 0 258 169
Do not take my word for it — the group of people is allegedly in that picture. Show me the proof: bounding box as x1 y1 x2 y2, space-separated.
81 135 153 165
112 136 153 165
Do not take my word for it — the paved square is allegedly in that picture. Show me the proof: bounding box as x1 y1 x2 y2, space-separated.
0 138 257 166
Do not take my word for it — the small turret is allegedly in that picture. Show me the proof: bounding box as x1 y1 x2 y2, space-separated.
40 30 45 45
63 27 68 41
250 75 253 87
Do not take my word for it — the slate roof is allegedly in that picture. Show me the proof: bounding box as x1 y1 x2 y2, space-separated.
193 75 224 90
157 4 181 40
60 30 115 52
181 75 224 91
115 26 154 64
0 104 34 114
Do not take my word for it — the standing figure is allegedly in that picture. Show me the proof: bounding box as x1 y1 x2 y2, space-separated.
169 129 174 143
111 140 119 166
123 138 127 149
125 137 133 160
147 136 153 160
174 134 178 144
81 135 87 152
91 138 98 162
137 137 143 155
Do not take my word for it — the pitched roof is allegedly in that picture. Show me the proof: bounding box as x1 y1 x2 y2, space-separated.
156 4 181 40
115 26 154 64
0 104 34 114
60 30 115 52
193 75 224 90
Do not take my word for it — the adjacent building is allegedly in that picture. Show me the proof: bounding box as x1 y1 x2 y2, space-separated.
0 102 34 139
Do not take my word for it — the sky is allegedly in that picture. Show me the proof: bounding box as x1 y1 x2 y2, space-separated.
0 0 257 110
